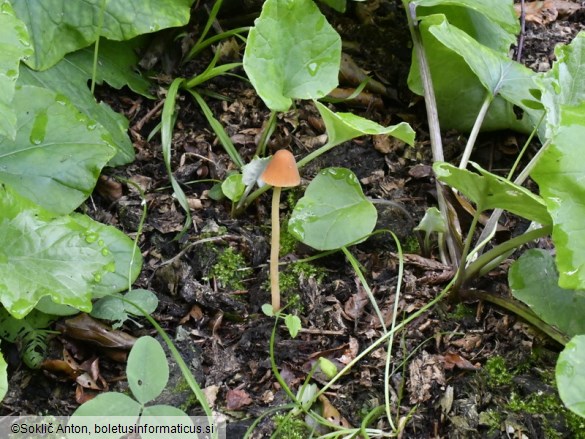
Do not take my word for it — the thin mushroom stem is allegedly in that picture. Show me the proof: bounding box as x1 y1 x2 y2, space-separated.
270 186 282 312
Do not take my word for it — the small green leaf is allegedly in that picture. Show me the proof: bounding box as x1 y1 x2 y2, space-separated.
414 207 446 235
261 303 274 316
92 289 158 328
315 101 415 148
70 394 141 439
127 336 169 404
285 314 302 338
509 250 585 337
556 335 585 418
433 161 552 225
221 173 246 201
243 0 341 111
0 85 115 214
317 357 338 379
71 392 141 417
289 167 377 250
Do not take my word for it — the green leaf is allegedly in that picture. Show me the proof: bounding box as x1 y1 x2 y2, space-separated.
18 41 148 166
72 215 143 299
243 0 341 111
314 101 415 147
414 206 446 235
12 0 195 71
221 173 246 202
0 186 116 318
414 0 519 37
556 335 585 418
0 85 115 214
509 250 585 337
408 14 531 132
284 314 302 338
532 103 585 289
127 336 169 404
433 161 552 225
71 393 141 434
318 0 346 12
539 33 585 139
289 167 377 250
261 303 274 316
0 0 32 139
92 289 158 328
427 18 537 106
317 357 338 379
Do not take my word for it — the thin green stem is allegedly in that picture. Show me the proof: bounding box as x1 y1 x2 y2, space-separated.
459 94 493 169
507 112 546 180
255 110 277 157
453 212 481 293
463 225 552 283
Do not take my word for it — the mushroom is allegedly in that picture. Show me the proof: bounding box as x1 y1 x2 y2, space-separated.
260 149 301 312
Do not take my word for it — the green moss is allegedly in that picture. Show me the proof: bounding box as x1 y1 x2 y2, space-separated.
448 303 475 320
209 247 251 290
507 392 585 439
280 217 298 256
403 235 421 253
484 356 514 386
273 414 309 438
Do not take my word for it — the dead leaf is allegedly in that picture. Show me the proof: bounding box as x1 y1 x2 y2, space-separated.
203 385 220 408
337 337 359 365
515 0 581 24
439 352 480 371
226 388 253 410
57 314 136 350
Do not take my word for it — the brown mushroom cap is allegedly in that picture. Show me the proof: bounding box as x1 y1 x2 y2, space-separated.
261 149 301 187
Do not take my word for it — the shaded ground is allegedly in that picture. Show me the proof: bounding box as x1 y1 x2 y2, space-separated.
2 1 585 438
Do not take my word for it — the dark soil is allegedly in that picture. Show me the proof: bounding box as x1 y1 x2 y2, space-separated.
2 1 585 438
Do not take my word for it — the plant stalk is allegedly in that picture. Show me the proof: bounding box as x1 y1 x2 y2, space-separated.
463 225 552 283
270 186 282 312
459 94 493 169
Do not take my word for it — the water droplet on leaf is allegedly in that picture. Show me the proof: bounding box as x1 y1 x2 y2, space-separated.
307 62 318 76
29 110 48 145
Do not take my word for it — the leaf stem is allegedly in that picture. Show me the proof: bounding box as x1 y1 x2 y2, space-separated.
459 94 493 169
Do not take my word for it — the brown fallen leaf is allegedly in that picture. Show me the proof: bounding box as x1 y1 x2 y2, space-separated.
439 352 480 371
515 0 581 24
226 388 253 411
57 313 136 350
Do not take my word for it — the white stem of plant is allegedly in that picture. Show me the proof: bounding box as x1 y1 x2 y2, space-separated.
270 186 282 312
459 94 493 169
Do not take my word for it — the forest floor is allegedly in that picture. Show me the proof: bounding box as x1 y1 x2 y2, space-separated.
2 1 585 438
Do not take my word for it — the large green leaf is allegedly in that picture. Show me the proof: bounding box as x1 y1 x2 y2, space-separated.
532 103 585 289
0 85 115 214
556 335 585 418
408 13 531 132
428 18 536 105
0 0 32 139
12 0 194 71
243 0 341 111
18 38 153 166
315 101 415 147
0 185 116 318
289 167 377 250
433 161 551 225
414 0 519 37
538 32 585 139
509 250 585 337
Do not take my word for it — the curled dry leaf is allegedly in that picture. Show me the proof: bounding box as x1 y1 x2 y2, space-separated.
226 388 253 411
57 313 136 350
439 352 480 371
408 350 446 404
